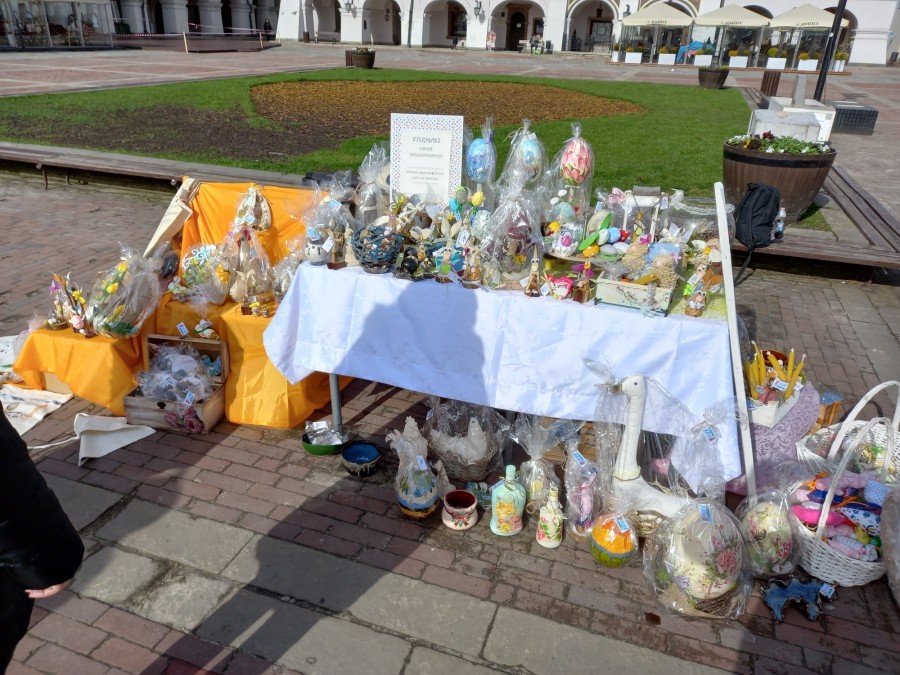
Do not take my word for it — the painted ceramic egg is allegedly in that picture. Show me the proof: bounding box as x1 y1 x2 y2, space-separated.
665 504 743 602
516 137 543 179
740 500 796 577
591 514 639 568
466 138 495 183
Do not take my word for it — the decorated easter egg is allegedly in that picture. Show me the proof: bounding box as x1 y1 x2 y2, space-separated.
740 499 796 577
591 514 639 568
466 138 495 183
600 244 619 256
516 137 543 180
550 200 577 224
561 137 593 186
665 503 743 603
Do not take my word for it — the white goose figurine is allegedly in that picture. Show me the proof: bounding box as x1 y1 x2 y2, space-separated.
611 374 692 518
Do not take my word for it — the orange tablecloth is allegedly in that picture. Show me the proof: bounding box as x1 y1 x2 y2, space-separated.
13 329 142 416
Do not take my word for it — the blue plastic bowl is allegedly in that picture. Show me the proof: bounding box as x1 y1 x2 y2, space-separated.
341 441 382 477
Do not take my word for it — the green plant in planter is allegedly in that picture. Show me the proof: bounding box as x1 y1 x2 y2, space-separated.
799 52 810 60
809 51 820 59
739 47 750 56
353 47 375 54
728 49 738 57
726 131 833 155
767 47 778 58
834 51 849 61
625 47 635 53
612 42 620 51
704 47 714 55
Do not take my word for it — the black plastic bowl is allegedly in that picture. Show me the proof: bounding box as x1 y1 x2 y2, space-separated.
341 441 382 477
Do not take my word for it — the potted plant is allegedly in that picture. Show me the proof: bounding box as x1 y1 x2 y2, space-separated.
766 47 787 70
658 46 676 66
698 65 730 89
723 132 836 224
350 46 376 69
610 42 621 62
625 45 642 64
833 50 849 72
729 47 749 69
797 50 818 71
694 47 714 67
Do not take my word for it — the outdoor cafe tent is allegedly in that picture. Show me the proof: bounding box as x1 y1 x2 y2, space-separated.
620 3 694 62
694 5 771 67
769 4 848 68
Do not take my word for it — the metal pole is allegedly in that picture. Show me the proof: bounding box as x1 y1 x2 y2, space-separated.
329 372 343 431
814 0 847 101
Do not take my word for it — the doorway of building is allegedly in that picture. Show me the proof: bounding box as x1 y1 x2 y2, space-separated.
506 10 526 50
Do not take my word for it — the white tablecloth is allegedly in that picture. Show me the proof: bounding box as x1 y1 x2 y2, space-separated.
264 265 741 482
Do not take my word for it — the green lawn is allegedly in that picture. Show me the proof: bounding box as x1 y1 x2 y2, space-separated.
0 68 751 197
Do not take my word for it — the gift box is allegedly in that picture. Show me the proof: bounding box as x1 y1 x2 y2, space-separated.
124 334 229 434
749 389 801 428
593 278 673 315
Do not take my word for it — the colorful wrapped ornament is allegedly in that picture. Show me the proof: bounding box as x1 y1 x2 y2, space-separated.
85 248 162 338
466 116 496 192
234 185 272 232
736 491 799 578
560 123 594 187
499 119 546 187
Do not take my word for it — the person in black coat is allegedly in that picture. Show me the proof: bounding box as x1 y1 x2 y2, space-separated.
0 408 84 673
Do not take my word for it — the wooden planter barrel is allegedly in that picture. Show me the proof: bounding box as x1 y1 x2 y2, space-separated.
351 51 376 68
698 67 729 90
723 143 837 223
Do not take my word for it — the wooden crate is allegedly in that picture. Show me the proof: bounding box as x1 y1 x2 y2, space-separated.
593 278 673 315
124 334 229 434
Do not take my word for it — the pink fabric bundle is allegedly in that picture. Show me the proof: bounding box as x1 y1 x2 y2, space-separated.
815 472 868 491
827 535 878 562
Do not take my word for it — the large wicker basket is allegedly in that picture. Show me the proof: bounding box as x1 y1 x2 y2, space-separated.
792 381 899 587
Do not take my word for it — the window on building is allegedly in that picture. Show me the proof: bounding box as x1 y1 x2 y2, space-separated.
448 2 467 38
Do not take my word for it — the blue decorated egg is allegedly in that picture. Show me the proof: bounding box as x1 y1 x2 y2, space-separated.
550 200 577 224
466 138 495 182
516 137 543 179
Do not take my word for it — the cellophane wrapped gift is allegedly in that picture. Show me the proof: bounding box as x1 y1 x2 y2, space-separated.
424 397 509 482
553 122 595 217
564 439 602 543
308 192 354 268
137 343 217 403
218 223 275 304
355 143 389 229
178 244 229 310
388 417 451 517
590 492 641 569
478 166 541 289
466 116 497 207
273 235 305 302
735 490 800 578
511 415 579 514
86 247 162 338
234 185 272 232
498 119 546 188
644 500 752 619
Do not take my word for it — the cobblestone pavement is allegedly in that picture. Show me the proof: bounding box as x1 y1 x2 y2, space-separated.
1 48 899 675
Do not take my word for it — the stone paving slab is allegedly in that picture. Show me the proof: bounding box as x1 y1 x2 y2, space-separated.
130 570 235 632
42 473 122 530
96 499 255 574
485 606 731 674
71 546 162 605
195 587 411 674
407 647 502 674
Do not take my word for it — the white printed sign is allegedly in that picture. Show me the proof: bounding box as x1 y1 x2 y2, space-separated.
390 113 464 204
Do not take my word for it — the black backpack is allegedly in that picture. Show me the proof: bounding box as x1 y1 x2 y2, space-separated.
733 183 780 284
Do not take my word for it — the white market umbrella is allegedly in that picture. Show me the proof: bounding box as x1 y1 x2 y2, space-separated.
769 3 848 29
694 5 770 67
621 3 693 63
769 4 848 69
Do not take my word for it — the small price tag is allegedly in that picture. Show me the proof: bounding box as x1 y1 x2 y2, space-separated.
242 213 256 225
308 227 320 240
519 277 530 288
702 425 720 444
184 390 195 406
416 455 428 471
772 378 789 392
176 322 189 337
698 503 713 523
747 397 760 410
660 196 669 210
322 237 335 253
163 375 177 388
540 282 550 296
456 229 470 248
571 450 587 466
614 515 631 534
687 272 702 287
819 582 835 599
426 409 434 420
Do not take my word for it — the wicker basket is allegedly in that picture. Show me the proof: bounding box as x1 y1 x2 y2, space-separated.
792 381 899 587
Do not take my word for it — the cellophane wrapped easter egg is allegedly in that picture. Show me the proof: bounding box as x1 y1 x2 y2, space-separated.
591 513 639 568
466 117 496 184
736 491 799 579
498 119 546 187
559 123 594 187
644 500 751 619
234 185 272 232
85 248 162 338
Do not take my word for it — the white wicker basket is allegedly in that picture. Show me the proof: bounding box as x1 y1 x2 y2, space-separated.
792 381 899 587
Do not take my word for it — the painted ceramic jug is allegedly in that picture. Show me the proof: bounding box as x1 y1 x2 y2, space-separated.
536 487 563 548
491 465 526 536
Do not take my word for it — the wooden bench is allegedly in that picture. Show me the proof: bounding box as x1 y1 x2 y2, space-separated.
315 31 340 44
732 165 900 269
